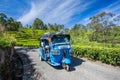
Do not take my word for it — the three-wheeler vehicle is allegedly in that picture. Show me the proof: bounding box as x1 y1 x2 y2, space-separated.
39 32 71 71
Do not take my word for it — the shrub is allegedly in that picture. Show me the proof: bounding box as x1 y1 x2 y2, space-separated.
0 36 16 49
72 45 120 66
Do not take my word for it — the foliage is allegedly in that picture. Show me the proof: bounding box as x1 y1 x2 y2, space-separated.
32 18 47 30
72 45 120 66
0 13 7 27
9 28 51 48
7 17 22 31
48 23 64 31
16 38 39 48
0 13 22 31
87 12 120 45
1 12 120 66
69 26 89 44
0 36 16 49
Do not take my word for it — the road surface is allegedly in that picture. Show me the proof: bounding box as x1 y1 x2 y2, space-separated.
15 47 120 80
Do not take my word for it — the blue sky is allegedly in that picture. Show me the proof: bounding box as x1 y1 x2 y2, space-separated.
0 0 120 27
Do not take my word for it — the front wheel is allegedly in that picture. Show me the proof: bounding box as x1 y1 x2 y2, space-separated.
39 55 44 61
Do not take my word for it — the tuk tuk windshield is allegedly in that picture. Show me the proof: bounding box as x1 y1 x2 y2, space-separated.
51 35 70 43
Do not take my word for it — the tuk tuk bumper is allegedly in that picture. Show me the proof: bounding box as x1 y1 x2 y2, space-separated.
50 58 70 66
62 58 71 64
50 62 61 66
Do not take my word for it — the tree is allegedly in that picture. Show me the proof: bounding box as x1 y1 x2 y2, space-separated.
8 20 22 31
110 15 120 46
88 12 115 43
47 23 64 31
0 13 7 32
32 18 47 30
0 13 7 26
7 17 14 31
70 24 87 44
64 28 70 33
113 15 120 25
71 24 82 30
71 24 85 36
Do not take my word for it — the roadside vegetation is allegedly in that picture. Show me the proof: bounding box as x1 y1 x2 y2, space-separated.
0 12 120 66
0 13 16 49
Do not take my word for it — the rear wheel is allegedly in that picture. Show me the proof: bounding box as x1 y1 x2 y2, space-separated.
62 64 70 71
65 65 70 71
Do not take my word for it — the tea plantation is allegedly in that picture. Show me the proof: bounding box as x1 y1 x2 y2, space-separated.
72 45 120 66
9 28 45 47
7 28 120 66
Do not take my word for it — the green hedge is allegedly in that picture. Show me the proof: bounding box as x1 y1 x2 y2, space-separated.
72 46 120 66
16 39 39 48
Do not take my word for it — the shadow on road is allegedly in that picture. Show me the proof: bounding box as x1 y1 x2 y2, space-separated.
70 56 85 72
15 47 46 80
53 56 85 72
15 47 85 73
15 47 38 52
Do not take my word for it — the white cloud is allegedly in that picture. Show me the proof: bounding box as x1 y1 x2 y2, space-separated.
17 0 95 26
17 3 37 25
44 0 94 24
17 0 51 25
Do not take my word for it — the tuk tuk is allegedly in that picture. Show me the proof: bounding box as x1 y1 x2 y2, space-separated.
39 32 71 71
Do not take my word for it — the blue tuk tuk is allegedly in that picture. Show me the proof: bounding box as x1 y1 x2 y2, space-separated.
39 32 71 71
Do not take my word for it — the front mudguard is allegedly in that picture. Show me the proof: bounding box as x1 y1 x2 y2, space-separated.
62 58 71 64
39 47 47 61
39 48 42 56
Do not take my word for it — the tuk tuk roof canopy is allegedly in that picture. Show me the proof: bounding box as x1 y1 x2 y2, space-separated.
40 32 70 41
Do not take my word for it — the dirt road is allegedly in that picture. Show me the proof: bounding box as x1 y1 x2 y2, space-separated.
15 47 120 80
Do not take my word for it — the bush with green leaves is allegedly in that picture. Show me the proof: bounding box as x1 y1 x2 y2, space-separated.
0 36 16 49
16 38 39 48
72 45 120 66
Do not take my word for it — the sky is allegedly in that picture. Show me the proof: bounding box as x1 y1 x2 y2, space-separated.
0 0 120 28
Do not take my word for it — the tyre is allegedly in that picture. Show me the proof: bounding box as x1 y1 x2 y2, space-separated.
64 65 70 71
39 55 44 61
65 65 70 71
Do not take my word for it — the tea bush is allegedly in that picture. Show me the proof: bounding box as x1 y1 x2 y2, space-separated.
72 45 120 66
16 38 39 48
